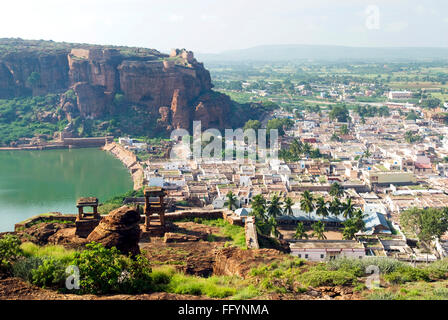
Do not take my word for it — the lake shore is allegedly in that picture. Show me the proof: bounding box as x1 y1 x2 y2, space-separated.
102 142 144 191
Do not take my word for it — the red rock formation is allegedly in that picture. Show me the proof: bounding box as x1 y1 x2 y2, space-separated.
0 40 240 131
87 205 141 256
73 82 109 118
193 92 233 129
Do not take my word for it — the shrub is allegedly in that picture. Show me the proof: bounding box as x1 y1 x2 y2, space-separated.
31 258 66 288
71 242 129 294
325 257 364 277
383 267 430 284
71 242 153 294
299 270 357 287
367 290 399 300
326 257 406 275
12 256 44 282
425 258 448 280
0 235 23 272
119 253 153 293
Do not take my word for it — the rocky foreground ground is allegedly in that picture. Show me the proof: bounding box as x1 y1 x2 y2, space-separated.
0 220 364 300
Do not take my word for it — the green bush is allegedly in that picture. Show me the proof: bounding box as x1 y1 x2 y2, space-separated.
31 258 66 288
367 290 399 300
299 270 357 287
12 256 43 282
72 242 131 294
326 257 406 275
71 242 153 294
384 267 430 284
119 253 153 293
0 235 23 272
425 258 448 280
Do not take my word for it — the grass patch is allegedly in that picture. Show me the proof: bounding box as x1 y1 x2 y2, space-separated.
192 218 247 249
150 266 247 299
299 270 357 287
20 242 76 264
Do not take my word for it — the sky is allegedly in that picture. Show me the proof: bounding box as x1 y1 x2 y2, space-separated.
0 0 447 53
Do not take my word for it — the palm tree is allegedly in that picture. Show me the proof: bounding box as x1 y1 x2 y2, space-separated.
225 191 238 210
251 194 267 221
283 197 294 216
363 148 372 159
294 222 308 240
267 195 283 218
315 197 329 218
300 190 315 221
342 198 355 219
342 219 358 240
329 198 343 217
302 143 312 157
290 138 303 157
268 216 281 239
311 221 327 240
342 210 366 239
329 182 345 198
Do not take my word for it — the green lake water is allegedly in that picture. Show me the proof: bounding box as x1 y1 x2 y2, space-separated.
0 148 133 232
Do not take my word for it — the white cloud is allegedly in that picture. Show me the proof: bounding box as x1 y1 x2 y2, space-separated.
384 21 408 32
168 14 184 23
200 14 218 22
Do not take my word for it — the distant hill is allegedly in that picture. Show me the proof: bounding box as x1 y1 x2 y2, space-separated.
197 44 448 62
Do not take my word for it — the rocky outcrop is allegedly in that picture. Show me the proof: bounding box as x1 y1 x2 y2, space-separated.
87 206 141 255
0 51 69 98
0 39 238 132
193 92 232 129
213 247 288 278
72 82 109 118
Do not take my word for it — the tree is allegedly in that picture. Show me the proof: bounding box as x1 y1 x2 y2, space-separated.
342 219 359 240
300 190 315 220
302 143 312 157
340 124 349 135
243 120 262 131
404 131 422 144
268 216 281 239
329 104 350 122
312 221 327 240
290 138 303 156
342 198 355 219
251 194 267 221
400 208 448 245
283 197 294 216
315 197 329 218
342 210 366 240
330 133 341 142
329 198 343 217
363 148 372 159
294 222 308 240
421 98 441 109
267 195 283 218
329 182 344 198
225 191 238 210
26 72 41 88
266 118 294 136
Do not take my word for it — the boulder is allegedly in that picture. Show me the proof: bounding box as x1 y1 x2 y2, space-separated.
87 206 141 255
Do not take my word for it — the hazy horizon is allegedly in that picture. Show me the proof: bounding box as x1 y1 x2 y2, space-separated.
1 0 447 53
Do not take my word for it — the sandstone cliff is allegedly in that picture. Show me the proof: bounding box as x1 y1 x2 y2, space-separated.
0 39 236 133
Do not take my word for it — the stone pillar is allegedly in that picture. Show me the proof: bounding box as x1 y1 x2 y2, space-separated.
77 207 83 220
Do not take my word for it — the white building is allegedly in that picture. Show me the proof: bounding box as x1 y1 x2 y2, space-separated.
290 240 366 261
388 91 413 100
